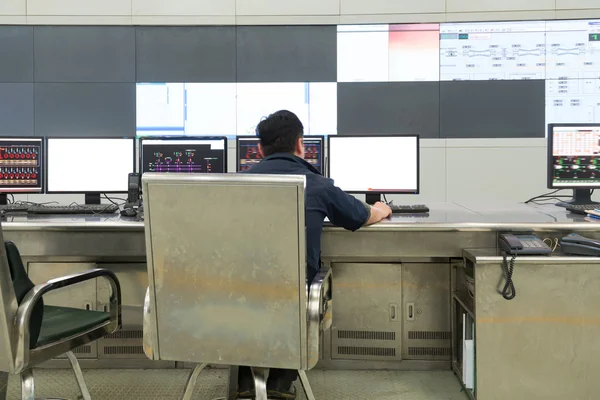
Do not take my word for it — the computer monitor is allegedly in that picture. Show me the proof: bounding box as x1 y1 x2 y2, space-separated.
0 138 44 204
236 135 325 173
46 137 135 204
139 136 227 174
548 123 600 206
328 135 419 204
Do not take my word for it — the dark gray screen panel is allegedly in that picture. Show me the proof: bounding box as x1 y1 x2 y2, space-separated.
440 80 545 138
0 27 33 83
236 26 336 82
337 82 440 138
136 27 236 82
34 83 135 137
34 27 135 83
0 84 34 136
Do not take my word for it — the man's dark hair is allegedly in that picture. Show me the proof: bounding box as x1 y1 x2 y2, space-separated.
256 110 304 157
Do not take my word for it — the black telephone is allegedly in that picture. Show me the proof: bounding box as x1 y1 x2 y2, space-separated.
497 234 551 301
498 233 552 255
560 233 600 256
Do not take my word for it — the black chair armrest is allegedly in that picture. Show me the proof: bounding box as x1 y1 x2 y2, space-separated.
15 268 121 372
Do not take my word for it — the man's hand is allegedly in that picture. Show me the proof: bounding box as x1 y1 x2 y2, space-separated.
364 201 392 225
373 202 392 218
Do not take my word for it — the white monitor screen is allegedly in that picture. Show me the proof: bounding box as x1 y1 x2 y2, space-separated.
47 138 134 193
328 136 419 193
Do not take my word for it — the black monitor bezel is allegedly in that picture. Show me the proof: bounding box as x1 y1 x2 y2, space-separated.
327 134 420 195
547 123 600 190
45 136 135 194
0 137 45 194
139 135 228 175
235 135 325 174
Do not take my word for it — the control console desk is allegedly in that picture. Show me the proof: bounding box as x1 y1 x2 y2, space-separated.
1 203 598 399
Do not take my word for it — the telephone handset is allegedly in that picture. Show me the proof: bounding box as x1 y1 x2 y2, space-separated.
497 233 551 301
498 233 552 255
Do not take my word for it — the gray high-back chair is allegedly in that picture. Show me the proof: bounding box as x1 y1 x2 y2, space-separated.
0 222 122 400
142 173 332 400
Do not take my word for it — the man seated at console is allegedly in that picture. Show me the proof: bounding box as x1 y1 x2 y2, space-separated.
237 110 392 399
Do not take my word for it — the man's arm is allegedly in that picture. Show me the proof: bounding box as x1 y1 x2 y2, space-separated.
323 184 391 231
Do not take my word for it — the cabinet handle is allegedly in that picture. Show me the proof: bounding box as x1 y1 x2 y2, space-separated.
406 302 415 321
389 303 398 322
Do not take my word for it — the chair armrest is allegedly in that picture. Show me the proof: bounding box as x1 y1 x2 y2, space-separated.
15 268 122 372
306 267 332 369
142 286 158 360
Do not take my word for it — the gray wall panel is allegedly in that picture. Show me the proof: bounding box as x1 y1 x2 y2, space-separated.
0 27 33 83
0 84 34 136
34 27 135 83
236 26 336 82
34 83 135 137
440 80 545 138
136 27 236 82
337 82 440 138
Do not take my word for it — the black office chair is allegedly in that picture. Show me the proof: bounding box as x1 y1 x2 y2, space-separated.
0 237 122 400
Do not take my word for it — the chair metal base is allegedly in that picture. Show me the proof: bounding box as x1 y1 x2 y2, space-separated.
250 367 269 400
182 363 207 400
20 351 91 400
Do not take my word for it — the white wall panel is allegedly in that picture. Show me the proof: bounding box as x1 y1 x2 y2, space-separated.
27 0 131 16
0 16 26 23
556 0 600 9
339 13 446 24
0 0 25 15
132 15 235 25
236 0 339 16
555 9 600 19
341 0 445 15
446 0 553 13
27 16 132 24
236 15 340 25
132 0 235 16
445 10 555 22
446 143 547 203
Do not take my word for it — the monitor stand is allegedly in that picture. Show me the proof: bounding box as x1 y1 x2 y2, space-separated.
85 193 101 205
555 188 600 207
365 193 382 205
0 194 7 205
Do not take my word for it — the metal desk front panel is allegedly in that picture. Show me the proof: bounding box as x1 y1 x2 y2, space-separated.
463 250 600 400
1 203 598 371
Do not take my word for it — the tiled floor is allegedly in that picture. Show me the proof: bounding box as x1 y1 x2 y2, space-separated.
5 368 468 400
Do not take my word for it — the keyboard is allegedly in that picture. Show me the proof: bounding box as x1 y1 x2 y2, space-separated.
27 204 119 215
565 204 600 215
389 204 430 214
0 204 29 212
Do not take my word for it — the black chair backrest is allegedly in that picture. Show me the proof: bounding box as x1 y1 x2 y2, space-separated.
5 241 43 348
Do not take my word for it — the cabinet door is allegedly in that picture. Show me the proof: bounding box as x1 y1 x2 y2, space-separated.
96 263 147 360
331 263 402 361
28 262 98 359
402 263 451 360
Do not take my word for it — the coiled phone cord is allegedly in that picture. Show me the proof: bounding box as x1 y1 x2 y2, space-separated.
501 253 517 300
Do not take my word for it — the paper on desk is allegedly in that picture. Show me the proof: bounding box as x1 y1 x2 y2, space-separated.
462 314 475 390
